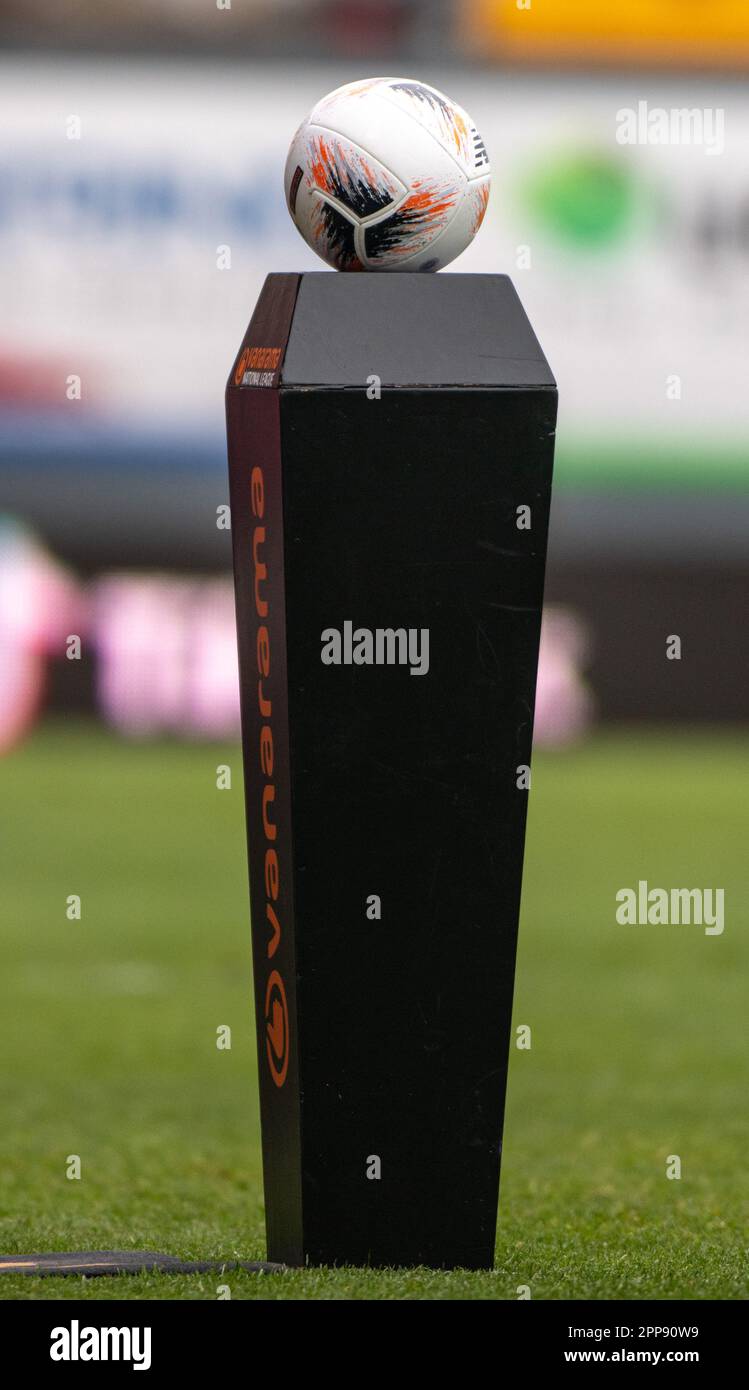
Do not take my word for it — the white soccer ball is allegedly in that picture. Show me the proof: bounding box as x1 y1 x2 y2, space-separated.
284 77 491 273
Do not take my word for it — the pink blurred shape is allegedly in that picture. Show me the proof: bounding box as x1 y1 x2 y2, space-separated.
92 574 240 738
0 518 84 753
2 545 593 751
534 605 594 745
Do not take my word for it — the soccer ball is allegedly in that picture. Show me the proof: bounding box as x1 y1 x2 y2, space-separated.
284 77 491 273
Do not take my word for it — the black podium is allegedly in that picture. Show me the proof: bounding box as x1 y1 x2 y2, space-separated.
226 272 556 1268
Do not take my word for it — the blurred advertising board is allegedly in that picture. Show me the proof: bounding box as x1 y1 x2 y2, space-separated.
1 57 747 513
463 0 749 67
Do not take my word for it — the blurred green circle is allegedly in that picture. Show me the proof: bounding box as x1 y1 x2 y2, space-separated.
524 152 638 249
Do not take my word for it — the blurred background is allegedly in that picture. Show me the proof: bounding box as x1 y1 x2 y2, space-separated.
0 1 747 1298
1 0 747 746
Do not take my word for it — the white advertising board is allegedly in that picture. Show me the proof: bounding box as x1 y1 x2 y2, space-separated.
1 59 748 485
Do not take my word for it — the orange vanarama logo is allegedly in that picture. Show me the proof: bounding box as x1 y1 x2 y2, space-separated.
234 345 282 385
265 970 289 1087
251 461 290 1089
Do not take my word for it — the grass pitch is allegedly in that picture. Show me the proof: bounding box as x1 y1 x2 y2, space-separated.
0 723 746 1300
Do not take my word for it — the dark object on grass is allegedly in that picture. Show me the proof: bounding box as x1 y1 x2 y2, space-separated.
0 1250 284 1277
226 272 558 1269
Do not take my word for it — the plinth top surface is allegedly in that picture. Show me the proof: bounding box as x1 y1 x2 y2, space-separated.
279 273 556 390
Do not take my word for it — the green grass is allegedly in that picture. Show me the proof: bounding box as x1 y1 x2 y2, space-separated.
0 723 746 1300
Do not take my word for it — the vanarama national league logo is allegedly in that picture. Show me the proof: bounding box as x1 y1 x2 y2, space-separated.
234 343 282 388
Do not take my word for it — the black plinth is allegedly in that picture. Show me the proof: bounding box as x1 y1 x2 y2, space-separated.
226 271 557 1268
